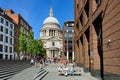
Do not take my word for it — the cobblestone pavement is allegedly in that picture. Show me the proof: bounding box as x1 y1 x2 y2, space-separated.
43 63 99 80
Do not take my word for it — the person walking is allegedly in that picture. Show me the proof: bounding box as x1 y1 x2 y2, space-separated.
30 58 34 66
40 58 43 69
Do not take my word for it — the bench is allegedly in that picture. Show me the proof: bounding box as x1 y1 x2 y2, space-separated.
58 69 81 76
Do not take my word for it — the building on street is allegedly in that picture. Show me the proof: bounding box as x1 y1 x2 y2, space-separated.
74 0 120 80
0 8 15 59
62 21 75 61
4 9 33 59
40 7 62 60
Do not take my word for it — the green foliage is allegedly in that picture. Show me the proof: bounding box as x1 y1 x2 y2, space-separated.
33 40 45 57
27 32 34 54
19 28 46 57
19 28 26 51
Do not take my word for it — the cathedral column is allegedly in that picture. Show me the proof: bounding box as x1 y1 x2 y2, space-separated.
52 50 53 58
54 30 55 36
49 30 50 36
55 50 57 57
49 50 51 57
51 50 52 58
52 30 53 36
58 31 59 36
53 50 55 58
50 30 51 36
55 30 56 36
45 30 46 36
46 29 48 36
50 30 52 36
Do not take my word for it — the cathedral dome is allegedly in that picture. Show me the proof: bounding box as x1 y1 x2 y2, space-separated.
43 7 59 25
43 16 59 25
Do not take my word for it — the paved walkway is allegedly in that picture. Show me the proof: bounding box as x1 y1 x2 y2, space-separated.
9 63 99 80
43 63 98 80
9 67 41 80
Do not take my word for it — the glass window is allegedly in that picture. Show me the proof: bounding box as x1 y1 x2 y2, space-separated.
10 47 12 53
5 36 8 43
10 38 12 44
20 19 23 25
68 27 73 31
0 44 3 52
5 28 8 34
6 20 9 26
96 0 101 7
10 31 12 36
0 34 3 41
68 33 72 38
52 42 55 46
64 33 66 38
5 46 8 52
26 25 28 30
0 17 4 24
10 23 13 29
0 25 3 32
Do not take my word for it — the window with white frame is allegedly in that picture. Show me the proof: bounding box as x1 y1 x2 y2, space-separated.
0 34 3 41
0 25 3 32
10 23 13 29
0 44 3 52
10 31 13 36
5 28 8 34
6 20 9 26
5 36 8 43
5 46 8 52
10 38 12 44
0 17 4 24
10 47 12 53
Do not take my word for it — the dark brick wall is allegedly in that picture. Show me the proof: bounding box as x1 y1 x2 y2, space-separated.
74 0 120 79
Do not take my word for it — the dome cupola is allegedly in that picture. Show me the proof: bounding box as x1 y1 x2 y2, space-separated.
43 7 59 25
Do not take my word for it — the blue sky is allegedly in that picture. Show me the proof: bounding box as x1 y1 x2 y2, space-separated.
0 0 74 39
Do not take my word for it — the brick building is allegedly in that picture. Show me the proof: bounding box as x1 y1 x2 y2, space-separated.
74 0 120 80
62 21 75 61
4 9 33 59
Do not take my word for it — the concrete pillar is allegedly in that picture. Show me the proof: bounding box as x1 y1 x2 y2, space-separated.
51 50 52 58
67 51 69 60
72 52 74 61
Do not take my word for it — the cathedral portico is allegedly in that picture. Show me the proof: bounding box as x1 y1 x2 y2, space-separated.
40 7 62 59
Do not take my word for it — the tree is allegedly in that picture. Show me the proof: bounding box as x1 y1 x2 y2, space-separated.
37 40 45 57
27 31 34 57
19 28 26 57
33 40 46 57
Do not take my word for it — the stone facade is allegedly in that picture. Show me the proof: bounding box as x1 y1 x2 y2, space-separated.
0 8 15 59
40 7 62 60
74 0 120 80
